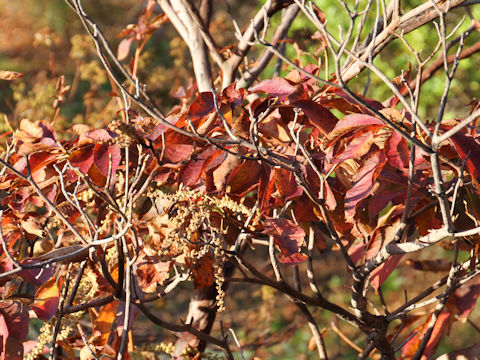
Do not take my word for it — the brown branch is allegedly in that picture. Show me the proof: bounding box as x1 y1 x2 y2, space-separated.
222 0 293 88
158 0 212 91
241 3 300 88
199 0 212 28
232 255 364 328
136 303 235 360
182 0 224 68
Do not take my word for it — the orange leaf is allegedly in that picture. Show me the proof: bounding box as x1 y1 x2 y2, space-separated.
94 301 119 346
31 276 63 320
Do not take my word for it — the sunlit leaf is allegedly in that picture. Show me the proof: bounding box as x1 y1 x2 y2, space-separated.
0 70 23 81
93 301 119 346
117 38 134 61
251 77 298 99
264 217 306 264
31 276 63 320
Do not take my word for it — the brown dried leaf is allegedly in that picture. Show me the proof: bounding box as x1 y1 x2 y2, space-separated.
14 119 44 143
20 217 46 238
0 70 24 80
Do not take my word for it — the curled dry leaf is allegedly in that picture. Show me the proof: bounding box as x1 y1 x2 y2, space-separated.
79 345 98 360
20 217 46 238
14 119 45 144
0 70 24 80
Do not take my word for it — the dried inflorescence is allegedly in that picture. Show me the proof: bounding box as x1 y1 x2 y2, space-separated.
145 188 250 310
25 277 91 360
147 187 250 259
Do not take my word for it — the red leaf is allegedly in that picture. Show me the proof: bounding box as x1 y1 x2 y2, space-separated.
258 167 275 210
227 159 263 196
285 63 319 85
31 276 62 320
213 151 243 192
368 169 414 218
178 147 218 186
344 150 387 220
348 243 365 265
332 131 374 163
292 100 338 135
453 276 480 320
78 129 112 145
331 90 384 113
0 301 28 352
450 132 480 187
369 254 402 291
117 37 134 61
0 314 8 360
222 82 245 107
274 168 303 201
115 302 138 338
3 337 23 360
278 252 308 265
13 153 58 177
163 144 194 163
401 310 451 359
264 218 306 264
136 249 172 293
386 131 410 169
0 301 29 341
193 254 214 289
324 114 384 149
324 179 337 211
18 258 56 286
251 77 298 99
0 310 23 360
135 115 179 141
18 137 57 155
69 147 94 174
188 92 215 119
93 143 121 179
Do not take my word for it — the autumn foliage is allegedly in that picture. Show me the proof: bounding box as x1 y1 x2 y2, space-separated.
1 0 480 359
